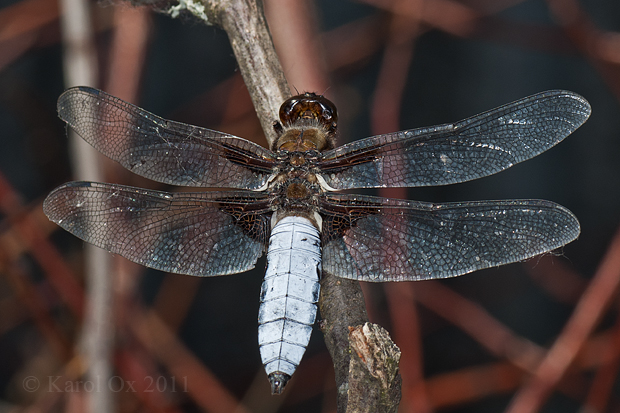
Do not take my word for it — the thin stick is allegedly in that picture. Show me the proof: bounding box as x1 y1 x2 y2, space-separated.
195 0 290 147
506 225 620 413
58 0 114 410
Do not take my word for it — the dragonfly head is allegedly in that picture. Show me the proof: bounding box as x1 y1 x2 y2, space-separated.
279 92 338 133
274 93 338 152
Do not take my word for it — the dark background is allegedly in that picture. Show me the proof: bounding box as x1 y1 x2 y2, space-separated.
1 0 619 412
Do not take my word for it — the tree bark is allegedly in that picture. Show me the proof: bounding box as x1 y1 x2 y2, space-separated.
319 274 402 412
319 273 370 410
347 323 402 413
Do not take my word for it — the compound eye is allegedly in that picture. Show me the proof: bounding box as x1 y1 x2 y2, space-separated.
279 93 338 128
319 103 335 123
279 96 302 124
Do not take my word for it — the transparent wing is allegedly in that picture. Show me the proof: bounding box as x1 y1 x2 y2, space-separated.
320 194 580 281
58 87 275 190
319 90 590 189
43 182 271 276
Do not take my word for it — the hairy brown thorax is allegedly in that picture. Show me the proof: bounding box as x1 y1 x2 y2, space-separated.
268 93 339 229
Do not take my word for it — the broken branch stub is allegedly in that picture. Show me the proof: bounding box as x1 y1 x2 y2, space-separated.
347 323 402 413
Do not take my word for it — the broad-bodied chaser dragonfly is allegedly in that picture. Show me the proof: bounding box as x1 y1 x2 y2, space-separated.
44 87 590 393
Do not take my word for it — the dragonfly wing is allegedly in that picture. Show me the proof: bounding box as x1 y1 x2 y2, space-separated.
319 90 590 189
58 87 275 190
320 194 580 281
44 182 271 276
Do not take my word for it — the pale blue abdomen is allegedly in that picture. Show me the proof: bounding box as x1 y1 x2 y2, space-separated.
258 216 321 394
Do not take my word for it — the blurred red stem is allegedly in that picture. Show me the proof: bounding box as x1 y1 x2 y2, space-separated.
507 225 620 413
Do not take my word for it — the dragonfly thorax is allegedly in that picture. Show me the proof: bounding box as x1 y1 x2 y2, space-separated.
286 182 310 199
268 167 323 232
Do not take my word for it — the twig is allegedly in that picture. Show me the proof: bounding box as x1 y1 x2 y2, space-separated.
129 308 252 413
0 0 60 43
264 1 401 409
506 225 620 413
524 256 587 304
371 3 426 410
545 0 620 99
1 258 72 360
59 0 114 411
415 281 545 372
106 7 150 104
582 314 620 413
384 283 428 412
319 273 372 411
0 173 84 316
174 0 291 147
134 0 288 146
264 0 329 92
347 323 401 413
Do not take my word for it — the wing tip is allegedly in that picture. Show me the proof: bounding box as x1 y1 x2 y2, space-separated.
43 181 96 221
58 86 99 104
57 86 103 120
542 89 592 125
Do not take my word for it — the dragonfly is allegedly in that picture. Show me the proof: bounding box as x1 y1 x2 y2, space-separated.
44 87 590 394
